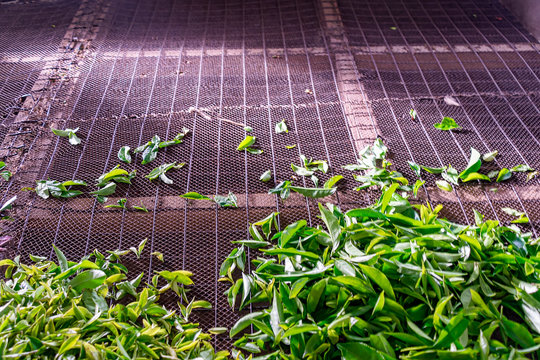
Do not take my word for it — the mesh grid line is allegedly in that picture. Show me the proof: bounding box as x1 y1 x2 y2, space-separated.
0 0 539 344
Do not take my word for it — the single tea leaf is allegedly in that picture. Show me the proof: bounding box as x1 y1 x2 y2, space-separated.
436 180 452 192
118 146 131 164
275 119 288 134
482 150 498 162
180 192 211 200
434 117 461 131
260 170 272 182
237 135 256 151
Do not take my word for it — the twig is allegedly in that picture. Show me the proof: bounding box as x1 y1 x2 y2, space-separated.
188 107 245 128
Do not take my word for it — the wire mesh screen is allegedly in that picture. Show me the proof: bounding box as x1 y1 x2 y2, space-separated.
340 0 540 230
0 0 81 137
0 0 539 348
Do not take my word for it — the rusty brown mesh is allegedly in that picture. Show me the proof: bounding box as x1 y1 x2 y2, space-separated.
0 0 538 349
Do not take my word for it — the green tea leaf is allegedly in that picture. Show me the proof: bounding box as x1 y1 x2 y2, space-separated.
421 165 446 174
117 146 131 164
275 119 288 134
0 196 16 212
90 182 116 196
289 186 336 198
70 270 106 291
501 207 525 218
496 168 512 182
526 170 538 182
58 334 81 355
501 318 535 348
442 165 459 185
511 164 534 173
132 203 148 212
0 170 11 181
260 170 272 182
52 127 81 145
237 135 256 151
263 248 319 260
145 162 184 184
461 172 490 182
269 181 291 200
408 161 421 177
338 342 389 360
307 279 326 313
291 163 314 177
324 175 343 189
413 180 425 198
434 117 461 131
230 312 265 337
482 150 498 162
214 191 238 208
410 109 417 121
358 264 395 300
459 148 481 180
436 180 452 192
62 180 87 186
246 147 263 154
180 192 211 200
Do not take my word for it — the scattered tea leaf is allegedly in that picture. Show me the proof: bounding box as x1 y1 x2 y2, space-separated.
421 165 446 174
526 171 538 182
285 144 297 149
436 180 452 192
434 117 461 131
96 165 136 187
409 109 417 121
243 126 253 132
214 192 238 208
145 162 185 184
269 181 291 200
260 170 271 182
459 148 481 180
35 179 86 199
413 179 425 197
510 164 534 173
496 168 512 182
104 198 127 209
245 148 263 155
482 150 498 162
237 135 256 151
117 146 131 164
408 161 421 177
487 170 499 179
501 207 529 223
442 165 459 185
290 185 336 198
52 127 81 145
151 251 164 262
461 172 491 182
180 192 211 200
275 119 288 134
324 175 343 189
0 196 16 212
158 128 190 148
132 203 148 212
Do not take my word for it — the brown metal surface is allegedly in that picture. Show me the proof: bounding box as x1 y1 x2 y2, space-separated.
0 0 538 347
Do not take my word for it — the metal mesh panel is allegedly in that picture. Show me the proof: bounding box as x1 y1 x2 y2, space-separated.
0 0 539 347
0 0 81 134
339 0 540 232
